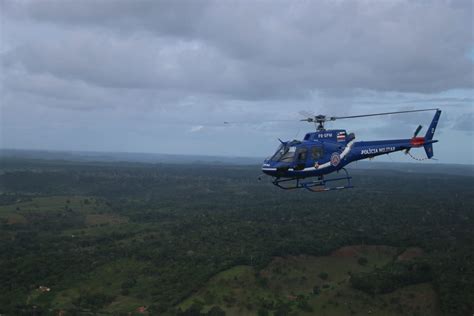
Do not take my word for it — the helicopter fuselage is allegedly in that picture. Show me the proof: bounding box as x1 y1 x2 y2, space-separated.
261 133 431 178
260 109 441 191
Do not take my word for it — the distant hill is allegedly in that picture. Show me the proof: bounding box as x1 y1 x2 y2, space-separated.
1 148 472 176
0 148 261 165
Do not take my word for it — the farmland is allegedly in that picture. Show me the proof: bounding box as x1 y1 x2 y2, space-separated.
0 157 473 315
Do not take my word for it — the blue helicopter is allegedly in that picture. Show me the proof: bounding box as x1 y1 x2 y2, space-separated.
261 108 441 192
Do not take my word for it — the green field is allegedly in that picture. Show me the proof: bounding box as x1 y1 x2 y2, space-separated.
0 195 107 214
179 246 440 316
0 159 472 315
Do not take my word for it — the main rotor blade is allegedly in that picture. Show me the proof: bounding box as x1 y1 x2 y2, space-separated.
330 108 439 121
298 110 315 118
223 119 295 125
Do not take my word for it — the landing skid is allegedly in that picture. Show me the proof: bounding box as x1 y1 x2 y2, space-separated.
272 168 353 192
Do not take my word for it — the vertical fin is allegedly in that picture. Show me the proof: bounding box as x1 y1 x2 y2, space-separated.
425 109 441 141
423 109 441 159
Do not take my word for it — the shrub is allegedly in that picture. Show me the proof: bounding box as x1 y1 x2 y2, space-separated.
358 257 368 266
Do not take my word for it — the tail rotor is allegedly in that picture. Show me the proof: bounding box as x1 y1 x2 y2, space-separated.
405 109 441 159
405 125 423 155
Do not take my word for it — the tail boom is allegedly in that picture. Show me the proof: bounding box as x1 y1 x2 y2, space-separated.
351 109 441 161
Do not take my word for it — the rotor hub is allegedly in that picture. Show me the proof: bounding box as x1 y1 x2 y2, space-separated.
315 115 327 131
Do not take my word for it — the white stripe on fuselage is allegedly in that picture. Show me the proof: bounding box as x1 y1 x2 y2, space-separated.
292 139 355 172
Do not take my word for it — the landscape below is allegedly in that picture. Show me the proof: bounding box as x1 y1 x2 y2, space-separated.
0 156 473 315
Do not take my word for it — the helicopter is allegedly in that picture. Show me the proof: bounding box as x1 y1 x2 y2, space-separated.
261 108 442 192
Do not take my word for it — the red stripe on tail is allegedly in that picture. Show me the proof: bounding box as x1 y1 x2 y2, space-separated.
410 137 425 147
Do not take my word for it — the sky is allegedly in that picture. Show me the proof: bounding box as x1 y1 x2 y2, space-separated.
1 0 473 164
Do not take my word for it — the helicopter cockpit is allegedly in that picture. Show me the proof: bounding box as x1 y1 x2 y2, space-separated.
269 140 303 163
271 144 295 162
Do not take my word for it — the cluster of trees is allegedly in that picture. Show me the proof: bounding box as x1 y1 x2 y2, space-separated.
351 260 432 294
0 158 473 315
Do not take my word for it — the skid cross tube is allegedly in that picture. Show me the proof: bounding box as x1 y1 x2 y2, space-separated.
272 168 354 192
272 177 301 190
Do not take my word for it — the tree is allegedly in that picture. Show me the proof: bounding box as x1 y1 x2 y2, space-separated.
178 303 203 316
207 306 225 316
358 257 368 266
313 286 320 295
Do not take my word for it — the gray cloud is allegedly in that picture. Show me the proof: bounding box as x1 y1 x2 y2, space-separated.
3 0 473 101
453 112 474 132
1 0 473 163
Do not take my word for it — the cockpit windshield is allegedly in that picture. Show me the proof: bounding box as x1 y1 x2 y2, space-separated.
271 144 297 162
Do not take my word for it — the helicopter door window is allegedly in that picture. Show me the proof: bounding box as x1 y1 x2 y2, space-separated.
311 147 323 160
296 148 307 161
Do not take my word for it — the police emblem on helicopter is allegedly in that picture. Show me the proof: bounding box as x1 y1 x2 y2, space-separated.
330 153 341 167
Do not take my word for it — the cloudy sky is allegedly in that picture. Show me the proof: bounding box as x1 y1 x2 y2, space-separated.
1 0 473 164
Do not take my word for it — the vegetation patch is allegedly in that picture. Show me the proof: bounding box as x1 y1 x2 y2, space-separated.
350 260 432 295
177 246 440 316
397 247 424 261
85 214 128 226
43 259 154 313
0 160 471 315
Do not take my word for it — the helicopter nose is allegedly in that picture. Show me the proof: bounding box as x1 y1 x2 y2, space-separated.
261 163 276 176
261 162 291 177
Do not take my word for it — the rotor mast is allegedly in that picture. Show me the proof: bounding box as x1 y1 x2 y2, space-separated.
300 114 334 131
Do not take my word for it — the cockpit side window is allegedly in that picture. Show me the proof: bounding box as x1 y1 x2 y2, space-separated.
271 144 285 161
271 142 305 163
279 146 296 162
296 148 307 162
311 146 324 160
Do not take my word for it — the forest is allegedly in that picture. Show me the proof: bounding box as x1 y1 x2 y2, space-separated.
0 157 473 315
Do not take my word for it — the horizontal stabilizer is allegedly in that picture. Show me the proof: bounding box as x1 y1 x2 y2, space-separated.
424 143 434 159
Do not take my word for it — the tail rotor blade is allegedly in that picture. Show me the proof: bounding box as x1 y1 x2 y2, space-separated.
405 125 424 154
414 125 423 137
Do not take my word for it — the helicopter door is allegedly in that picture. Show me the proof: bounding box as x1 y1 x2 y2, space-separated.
294 148 307 170
311 146 324 162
